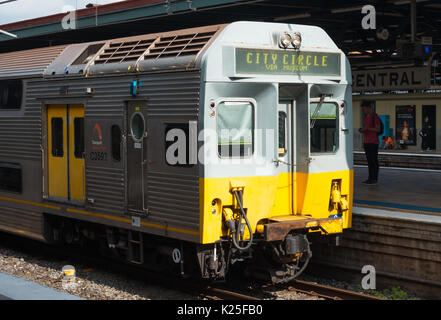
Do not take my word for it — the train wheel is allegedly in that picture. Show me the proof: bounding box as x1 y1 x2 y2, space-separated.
244 234 312 284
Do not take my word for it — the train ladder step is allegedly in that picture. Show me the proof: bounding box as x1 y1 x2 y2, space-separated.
128 230 144 264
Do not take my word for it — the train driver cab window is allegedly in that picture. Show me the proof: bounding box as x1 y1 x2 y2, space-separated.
217 101 254 157
310 102 339 153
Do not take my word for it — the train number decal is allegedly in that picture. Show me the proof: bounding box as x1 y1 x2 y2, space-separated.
90 151 108 161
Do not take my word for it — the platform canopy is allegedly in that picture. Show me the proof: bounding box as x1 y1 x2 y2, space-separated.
0 0 440 71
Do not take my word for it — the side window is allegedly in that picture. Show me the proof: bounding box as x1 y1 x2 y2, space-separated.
74 118 85 158
310 102 339 153
278 111 287 156
0 162 22 193
51 118 64 157
111 125 122 162
0 80 22 110
217 101 254 157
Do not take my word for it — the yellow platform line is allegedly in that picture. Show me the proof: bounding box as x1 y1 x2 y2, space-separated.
355 203 441 216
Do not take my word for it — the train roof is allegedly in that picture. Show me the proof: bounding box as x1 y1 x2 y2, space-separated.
0 21 347 82
0 45 69 79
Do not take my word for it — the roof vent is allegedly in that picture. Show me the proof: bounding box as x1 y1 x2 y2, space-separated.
72 43 104 65
144 31 216 60
94 39 154 64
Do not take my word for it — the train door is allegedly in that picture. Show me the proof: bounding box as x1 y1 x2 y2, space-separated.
69 105 85 201
126 101 148 215
277 100 295 214
47 104 85 202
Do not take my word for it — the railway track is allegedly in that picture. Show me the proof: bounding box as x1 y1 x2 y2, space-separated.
287 279 384 300
204 279 383 300
0 232 382 300
189 284 261 300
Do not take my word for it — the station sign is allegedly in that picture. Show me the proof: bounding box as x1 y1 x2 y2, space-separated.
352 67 430 92
235 48 341 76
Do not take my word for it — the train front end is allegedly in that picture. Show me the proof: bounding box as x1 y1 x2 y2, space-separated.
197 21 353 282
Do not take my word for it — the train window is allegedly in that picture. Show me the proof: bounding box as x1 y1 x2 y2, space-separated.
310 102 339 153
217 101 254 158
51 118 64 157
74 118 85 159
0 162 22 193
0 80 22 110
111 125 122 162
130 113 145 142
278 111 287 156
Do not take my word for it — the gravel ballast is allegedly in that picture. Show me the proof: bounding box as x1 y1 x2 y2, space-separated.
0 243 195 300
0 235 366 300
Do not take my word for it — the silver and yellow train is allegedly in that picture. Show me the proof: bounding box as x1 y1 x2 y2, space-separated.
0 21 353 282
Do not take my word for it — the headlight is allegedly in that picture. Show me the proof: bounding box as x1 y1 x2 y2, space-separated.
292 32 302 49
280 32 292 48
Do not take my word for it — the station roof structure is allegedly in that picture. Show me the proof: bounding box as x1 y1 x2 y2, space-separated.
0 0 440 70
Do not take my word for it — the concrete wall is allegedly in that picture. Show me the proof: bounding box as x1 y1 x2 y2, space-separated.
310 208 441 299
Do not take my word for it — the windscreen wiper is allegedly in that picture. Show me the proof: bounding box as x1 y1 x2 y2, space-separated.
310 94 333 129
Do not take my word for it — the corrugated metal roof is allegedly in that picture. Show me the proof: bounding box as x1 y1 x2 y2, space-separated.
0 45 68 79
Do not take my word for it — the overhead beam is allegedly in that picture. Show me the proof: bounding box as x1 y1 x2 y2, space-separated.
0 29 17 38
273 13 311 21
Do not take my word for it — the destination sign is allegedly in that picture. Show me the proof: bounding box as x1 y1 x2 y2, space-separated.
235 48 341 76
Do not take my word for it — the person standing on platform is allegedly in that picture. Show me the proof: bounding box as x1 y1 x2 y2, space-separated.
421 116 432 151
359 101 381 185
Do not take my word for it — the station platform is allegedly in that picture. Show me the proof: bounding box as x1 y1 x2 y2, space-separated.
0 272 83 300
311 168 441 298
354 150 441 170
354 165 441 215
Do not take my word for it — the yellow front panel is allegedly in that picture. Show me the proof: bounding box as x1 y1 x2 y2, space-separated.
200 170 353 244
48 105 68 199
296 170 353 227
69 105 85 201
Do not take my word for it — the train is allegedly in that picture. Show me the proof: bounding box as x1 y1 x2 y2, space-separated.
0 21 353 283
